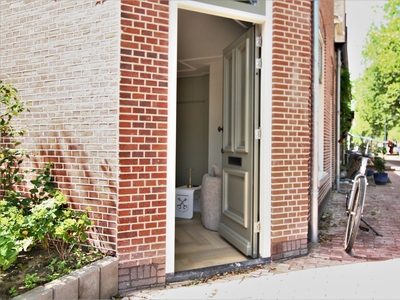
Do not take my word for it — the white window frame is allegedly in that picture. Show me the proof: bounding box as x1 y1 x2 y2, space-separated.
318 30 329 185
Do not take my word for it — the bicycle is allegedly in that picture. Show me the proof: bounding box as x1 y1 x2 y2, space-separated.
339 133 382 253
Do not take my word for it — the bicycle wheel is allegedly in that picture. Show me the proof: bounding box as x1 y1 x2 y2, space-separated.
344 177 367 253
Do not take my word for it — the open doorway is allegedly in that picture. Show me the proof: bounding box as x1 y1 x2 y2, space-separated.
174 9 257 272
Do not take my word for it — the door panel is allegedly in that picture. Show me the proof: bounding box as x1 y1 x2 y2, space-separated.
235 38 250 153
222 168 248 227
223 50 234 153
218 25 259 258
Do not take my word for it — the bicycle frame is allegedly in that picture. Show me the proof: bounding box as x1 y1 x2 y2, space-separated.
346 136 371 208
340 133 383 252
346 156 368 214
343 137 371 252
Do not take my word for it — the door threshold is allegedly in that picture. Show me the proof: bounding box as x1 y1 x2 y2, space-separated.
166 257 270 283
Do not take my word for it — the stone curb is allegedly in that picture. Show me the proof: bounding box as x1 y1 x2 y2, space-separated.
13 256 118 300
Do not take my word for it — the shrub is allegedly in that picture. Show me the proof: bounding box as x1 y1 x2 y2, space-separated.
26 190 92 260
0 80 93 270
374 157 386 174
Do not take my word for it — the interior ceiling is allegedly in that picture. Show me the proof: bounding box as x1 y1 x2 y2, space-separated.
178 9 252 77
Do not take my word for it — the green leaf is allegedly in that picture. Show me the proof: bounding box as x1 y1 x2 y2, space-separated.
81 233 87 242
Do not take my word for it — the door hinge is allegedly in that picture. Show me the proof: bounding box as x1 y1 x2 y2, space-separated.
256 58 262 69
254 221 261 233
256 36 262 47
255 128 261 140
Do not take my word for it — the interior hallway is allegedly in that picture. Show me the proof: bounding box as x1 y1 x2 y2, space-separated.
175 212 249 272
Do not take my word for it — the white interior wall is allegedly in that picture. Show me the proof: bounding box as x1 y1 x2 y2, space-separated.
208 62 223 173
176 75 209 187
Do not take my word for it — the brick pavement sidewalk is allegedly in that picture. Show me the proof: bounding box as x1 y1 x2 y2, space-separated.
125 169 400 298
273 167 400 274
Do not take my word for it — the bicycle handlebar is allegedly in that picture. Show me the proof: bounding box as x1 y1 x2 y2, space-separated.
338 132 388 157
340 132 388 144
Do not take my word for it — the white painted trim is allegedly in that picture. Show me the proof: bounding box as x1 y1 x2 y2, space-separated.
166 0 178 274
258 0 273 258
318 171 329 187
167 0 271 273
177 1 266 23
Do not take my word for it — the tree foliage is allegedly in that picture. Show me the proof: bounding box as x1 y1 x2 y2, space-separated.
353 0 400 138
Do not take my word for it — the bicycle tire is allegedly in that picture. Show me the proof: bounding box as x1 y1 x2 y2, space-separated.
344 177 367 252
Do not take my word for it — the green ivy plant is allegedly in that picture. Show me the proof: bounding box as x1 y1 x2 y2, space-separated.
340 67 353 134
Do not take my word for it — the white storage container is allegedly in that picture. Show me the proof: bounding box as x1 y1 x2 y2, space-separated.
175 185 201 219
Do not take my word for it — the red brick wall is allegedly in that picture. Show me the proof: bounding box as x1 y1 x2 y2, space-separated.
269 0 337 260
270 0 312 260
117 0 169 291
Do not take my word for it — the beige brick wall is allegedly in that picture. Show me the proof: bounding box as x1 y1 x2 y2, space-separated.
0 0 121 252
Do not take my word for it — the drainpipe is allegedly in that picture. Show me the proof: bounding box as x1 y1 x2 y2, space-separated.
310 0 320 244
336 49 342 191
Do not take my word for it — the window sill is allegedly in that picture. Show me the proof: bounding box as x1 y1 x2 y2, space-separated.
318 171 329 187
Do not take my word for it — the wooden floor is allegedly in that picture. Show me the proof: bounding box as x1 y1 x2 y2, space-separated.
175 212 249 272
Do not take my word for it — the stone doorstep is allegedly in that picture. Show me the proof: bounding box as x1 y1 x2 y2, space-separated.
13 256 118 300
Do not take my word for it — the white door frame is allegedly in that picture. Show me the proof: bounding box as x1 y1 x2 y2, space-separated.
167 0 273 274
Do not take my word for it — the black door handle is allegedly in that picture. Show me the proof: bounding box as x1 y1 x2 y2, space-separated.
218 126 223 132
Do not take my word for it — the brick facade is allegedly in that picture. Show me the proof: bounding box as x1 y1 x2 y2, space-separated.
270 0 312 260
1 0 341 293
117 0 169 291
269 0 338 261
0 0 121 253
